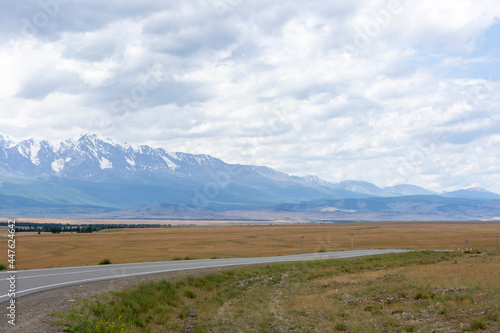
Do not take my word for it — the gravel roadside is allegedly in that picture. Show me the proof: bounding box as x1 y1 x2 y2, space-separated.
0 266 234 333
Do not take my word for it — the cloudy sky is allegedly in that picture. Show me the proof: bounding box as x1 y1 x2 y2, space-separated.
1 0 500 192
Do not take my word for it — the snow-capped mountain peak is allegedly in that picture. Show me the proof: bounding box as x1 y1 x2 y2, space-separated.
467 187 488 192
0 133 226 182
1 133 499 202
301 175 338 187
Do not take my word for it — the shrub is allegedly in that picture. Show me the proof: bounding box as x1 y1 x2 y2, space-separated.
404 325 416 332
335 323 348 331
468 319 486 331
0 264 6 271
183 289 197 299
99 258 112 265
414 292 425 300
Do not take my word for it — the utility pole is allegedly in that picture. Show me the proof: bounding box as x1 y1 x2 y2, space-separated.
350 232 354 250
497 233 498 253
301 236 304 254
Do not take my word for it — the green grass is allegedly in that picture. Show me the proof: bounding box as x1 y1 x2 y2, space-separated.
468 318 487 331
52 251 500 332
335 322 348 331
183 289 197 299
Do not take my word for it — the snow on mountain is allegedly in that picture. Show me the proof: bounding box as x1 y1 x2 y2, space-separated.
99 157 113 169
51 158 65 173
1 133 499 203
467 187 489 193
442 187 500 200
0 133 16 148
251 166 294 182
0 133 241 183
301 175 338 188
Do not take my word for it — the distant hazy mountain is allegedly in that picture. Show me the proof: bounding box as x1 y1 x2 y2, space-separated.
262 195 500 221
383 184 438 196
0 133 369 211
302 178 439 197
335 180 386 196
272 195 479 213
1 133 499 219
441 187 500 200
98 196 500 221
300 175 338 188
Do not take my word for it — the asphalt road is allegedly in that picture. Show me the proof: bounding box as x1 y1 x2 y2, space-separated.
0 248 411 303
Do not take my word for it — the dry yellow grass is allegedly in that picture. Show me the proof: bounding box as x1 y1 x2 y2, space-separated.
1 222 499 269
54 251 500 332
279 253 500 332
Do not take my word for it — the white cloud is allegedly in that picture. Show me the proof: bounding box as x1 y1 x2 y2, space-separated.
1 0 500 192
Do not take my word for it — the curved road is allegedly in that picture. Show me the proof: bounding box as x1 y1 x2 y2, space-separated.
0 249 411 303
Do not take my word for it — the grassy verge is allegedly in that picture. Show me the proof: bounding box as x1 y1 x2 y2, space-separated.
52 251 499 332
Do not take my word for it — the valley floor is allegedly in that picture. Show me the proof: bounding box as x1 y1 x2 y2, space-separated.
2 222 499 269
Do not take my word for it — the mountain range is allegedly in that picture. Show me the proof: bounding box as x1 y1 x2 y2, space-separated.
1 133 499 221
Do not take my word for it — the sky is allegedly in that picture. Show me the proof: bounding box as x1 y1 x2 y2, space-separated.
1 0 500 192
